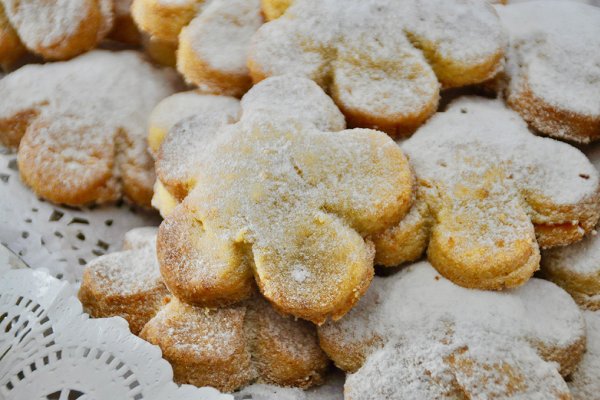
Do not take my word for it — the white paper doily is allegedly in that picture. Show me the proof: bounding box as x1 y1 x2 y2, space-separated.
0 266 232 400
0 150 160 283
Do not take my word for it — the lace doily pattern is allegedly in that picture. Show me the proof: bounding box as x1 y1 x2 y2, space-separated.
0 150 160 282
0 267 232 400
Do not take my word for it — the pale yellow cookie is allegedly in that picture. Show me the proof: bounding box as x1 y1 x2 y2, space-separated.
0 0 113 60
249 0 506 137
132 0 262 96
319 262 586 399
375 98 600 290
140 297 329 392
541 146 600 310
0 50 177 206
496 1 600 142
156 76 416 324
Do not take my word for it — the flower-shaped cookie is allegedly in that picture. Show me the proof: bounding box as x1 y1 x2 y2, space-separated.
541 146 600 309
248 0 506 137
156 76 416 324
0 0 113 62
318 262 586 399
79 227 329 392
496 1 600 143
132 0 262 96
374 98 600 290
569 310 600 400
0 50 177 206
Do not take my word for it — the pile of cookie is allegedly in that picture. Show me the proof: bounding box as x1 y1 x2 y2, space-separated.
1 0 600 398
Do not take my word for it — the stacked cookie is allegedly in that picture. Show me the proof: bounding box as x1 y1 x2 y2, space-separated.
1 0 600 399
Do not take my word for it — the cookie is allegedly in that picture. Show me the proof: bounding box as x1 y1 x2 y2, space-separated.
0 50 177 206
78 227 169 334
374 98 600 290
147 91 240 216
156 76 416 324
568 310 600 400
0 2 26 69
496 1 600 142
0 0 113 60
132 0 262 96
248 0 506 137
541 146 600 309
236 371 344 400
79 227 329 392
140 296 329 392
318 261 586 399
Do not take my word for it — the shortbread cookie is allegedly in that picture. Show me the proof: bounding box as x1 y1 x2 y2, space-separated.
318 262 586 399
140 296 329 392
374 98 600 290
0 0 113 60
496 1 600 142
0 50 177 206
569 310 600 400
148 91 240 216
80 227 329 392
0 2 25 69
132 0 262 96
249 0 506 137
157 76 416 324
79 227 169 334
236 372 344 400
541 146 600 309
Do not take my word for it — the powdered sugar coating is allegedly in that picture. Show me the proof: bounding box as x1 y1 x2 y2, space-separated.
133 0 262 95
319 262 585 399
380 97 600 290
84 229 161 296
1 0 113 59
569 310 600 400
404 98 598 205
496 1 600 142
157 75 415 323
540 145 600 307
249 0 506 136
235 372 344 400
182 0 261 74
0 50 178 206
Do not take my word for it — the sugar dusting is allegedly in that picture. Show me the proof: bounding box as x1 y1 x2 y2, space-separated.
250 0 505 119
320 262 584 398
403 97 598 212
2 0 113 50
184 0 262 73
0 50 178 202
85 227 162 296
159 76 413 320
497 2 600 121
569 311 600 399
